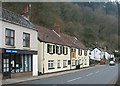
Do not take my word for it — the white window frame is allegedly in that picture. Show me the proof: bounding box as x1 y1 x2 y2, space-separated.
48 60 54 69
72 59 75 66
57 60 60 68
63 60 67 67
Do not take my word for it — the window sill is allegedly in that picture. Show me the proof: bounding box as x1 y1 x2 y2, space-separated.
57 53 61 55
49 52 54 54
48 68 55 70
57 67 61 68
63 66 67 68
5 45 16 48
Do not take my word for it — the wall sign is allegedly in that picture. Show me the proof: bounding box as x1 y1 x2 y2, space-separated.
6 50 18 53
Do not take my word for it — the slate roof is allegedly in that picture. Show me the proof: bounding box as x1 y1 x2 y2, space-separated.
36 25 86 49
0 7 37 31
106 50 113 54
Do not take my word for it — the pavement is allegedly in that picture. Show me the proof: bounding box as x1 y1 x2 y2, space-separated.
20 64 118 85
2 65 101 85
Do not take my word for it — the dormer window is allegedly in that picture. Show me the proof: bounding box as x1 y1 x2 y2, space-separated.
78 49 82 56
56 45 60 54
63 47 68 55
84 50 87 56
47 44 54 54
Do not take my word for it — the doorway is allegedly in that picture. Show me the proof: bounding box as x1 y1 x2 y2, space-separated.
2 54 11 79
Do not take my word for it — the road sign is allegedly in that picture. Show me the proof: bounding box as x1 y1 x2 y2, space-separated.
71 52 76 58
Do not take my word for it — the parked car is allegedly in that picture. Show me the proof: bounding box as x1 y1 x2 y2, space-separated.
109 61 115 66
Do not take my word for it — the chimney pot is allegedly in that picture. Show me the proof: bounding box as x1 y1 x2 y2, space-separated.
53 22 60 34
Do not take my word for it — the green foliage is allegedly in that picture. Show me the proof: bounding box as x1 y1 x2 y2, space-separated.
2 2 118 50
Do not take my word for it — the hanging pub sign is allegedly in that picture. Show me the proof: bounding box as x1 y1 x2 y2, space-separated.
71 52 76 58
6 49 18 53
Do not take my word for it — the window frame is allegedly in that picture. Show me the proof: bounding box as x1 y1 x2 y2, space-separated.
5 28 15 46
57 60 61 68
23 32 30 47
48 60 54 69
63 60 67 68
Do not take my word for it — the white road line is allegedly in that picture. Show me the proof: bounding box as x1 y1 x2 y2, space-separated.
67 77 82 82
95 71 100 73
86 73 93 76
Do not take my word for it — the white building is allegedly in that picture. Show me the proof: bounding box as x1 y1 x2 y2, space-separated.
0 8 38 79
105 50 115 60
88 48 104 61
37 23 89 74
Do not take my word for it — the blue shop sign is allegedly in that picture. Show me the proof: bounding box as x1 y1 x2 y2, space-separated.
6 50 18 53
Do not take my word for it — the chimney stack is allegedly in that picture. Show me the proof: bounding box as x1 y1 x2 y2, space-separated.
53 22 60 34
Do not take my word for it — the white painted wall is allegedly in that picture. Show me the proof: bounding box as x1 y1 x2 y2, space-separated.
2 21 38 51
38 42 89 74
33 55 38 76
0 20 2 48
105 52 110 60
89 48 104 61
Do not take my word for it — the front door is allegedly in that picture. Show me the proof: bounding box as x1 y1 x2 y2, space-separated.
3 54 11 79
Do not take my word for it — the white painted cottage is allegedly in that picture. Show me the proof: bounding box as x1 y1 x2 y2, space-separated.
88 48 104 61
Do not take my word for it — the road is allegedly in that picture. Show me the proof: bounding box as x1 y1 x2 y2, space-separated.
21 64 118 85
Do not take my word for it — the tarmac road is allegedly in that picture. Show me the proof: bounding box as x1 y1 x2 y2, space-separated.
21 64 118 85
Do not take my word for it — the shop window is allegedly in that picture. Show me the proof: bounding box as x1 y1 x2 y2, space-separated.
63 60 67 68
29 55 32 72
15 54 20 73
20 55 24 72
25 55 28 72
48 60 54 69
23 33 30 47
11 54 15 73
5 28 14 46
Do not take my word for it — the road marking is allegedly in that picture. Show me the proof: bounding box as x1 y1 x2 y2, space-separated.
67 77 82 82
86 73 93 76
95 71 99 73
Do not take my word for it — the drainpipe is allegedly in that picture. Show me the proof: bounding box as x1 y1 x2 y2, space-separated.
43 35 45 74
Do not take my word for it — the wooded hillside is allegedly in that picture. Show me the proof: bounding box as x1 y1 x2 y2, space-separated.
2 2 118 51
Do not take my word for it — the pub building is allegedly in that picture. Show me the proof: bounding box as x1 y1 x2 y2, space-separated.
0 8 38 79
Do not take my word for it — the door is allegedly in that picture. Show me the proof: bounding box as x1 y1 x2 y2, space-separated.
3 54 11 79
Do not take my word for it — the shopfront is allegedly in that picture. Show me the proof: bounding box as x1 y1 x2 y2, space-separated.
2 49 37 79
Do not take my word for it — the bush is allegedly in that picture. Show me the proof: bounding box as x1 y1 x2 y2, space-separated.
76 65 80 69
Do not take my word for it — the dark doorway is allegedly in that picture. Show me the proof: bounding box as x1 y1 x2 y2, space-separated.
2 54 11 79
